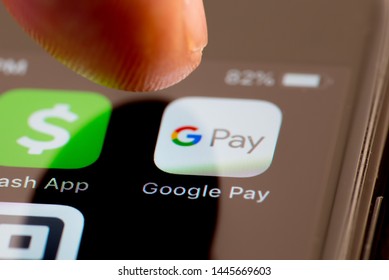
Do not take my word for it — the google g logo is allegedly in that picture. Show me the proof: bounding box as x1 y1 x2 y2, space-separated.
171 126 202 146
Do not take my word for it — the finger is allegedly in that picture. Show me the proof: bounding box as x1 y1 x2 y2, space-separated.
2 0 208 92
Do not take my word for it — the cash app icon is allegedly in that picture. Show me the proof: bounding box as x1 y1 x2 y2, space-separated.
0 89 112 168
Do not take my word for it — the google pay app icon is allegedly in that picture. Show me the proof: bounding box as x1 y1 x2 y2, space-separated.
154 97 282 177
0 89 111 169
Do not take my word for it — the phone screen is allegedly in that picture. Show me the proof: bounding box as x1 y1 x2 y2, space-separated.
0 0 388 259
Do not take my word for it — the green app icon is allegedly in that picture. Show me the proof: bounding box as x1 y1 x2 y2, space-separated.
0 89 112 169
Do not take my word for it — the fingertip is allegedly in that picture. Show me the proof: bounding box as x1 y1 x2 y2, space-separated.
2 0 208 92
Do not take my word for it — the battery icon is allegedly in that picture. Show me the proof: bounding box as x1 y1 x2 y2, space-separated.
281 73 321 88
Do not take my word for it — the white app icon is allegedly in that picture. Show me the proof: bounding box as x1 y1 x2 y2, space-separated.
0 202 84 259
154 97 282 177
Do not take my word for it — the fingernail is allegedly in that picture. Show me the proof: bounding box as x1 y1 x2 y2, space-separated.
183 0 208 53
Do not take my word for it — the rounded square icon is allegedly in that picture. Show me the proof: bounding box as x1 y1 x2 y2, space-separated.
0 88 112 169
154 97 282 177
0 202 84 260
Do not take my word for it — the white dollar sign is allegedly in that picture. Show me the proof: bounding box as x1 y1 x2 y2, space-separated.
17 104 79 155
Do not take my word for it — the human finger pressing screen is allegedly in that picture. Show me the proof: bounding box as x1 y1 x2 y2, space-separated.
2 0 208 92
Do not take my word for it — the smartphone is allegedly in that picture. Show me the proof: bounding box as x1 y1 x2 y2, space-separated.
1 0 389 260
